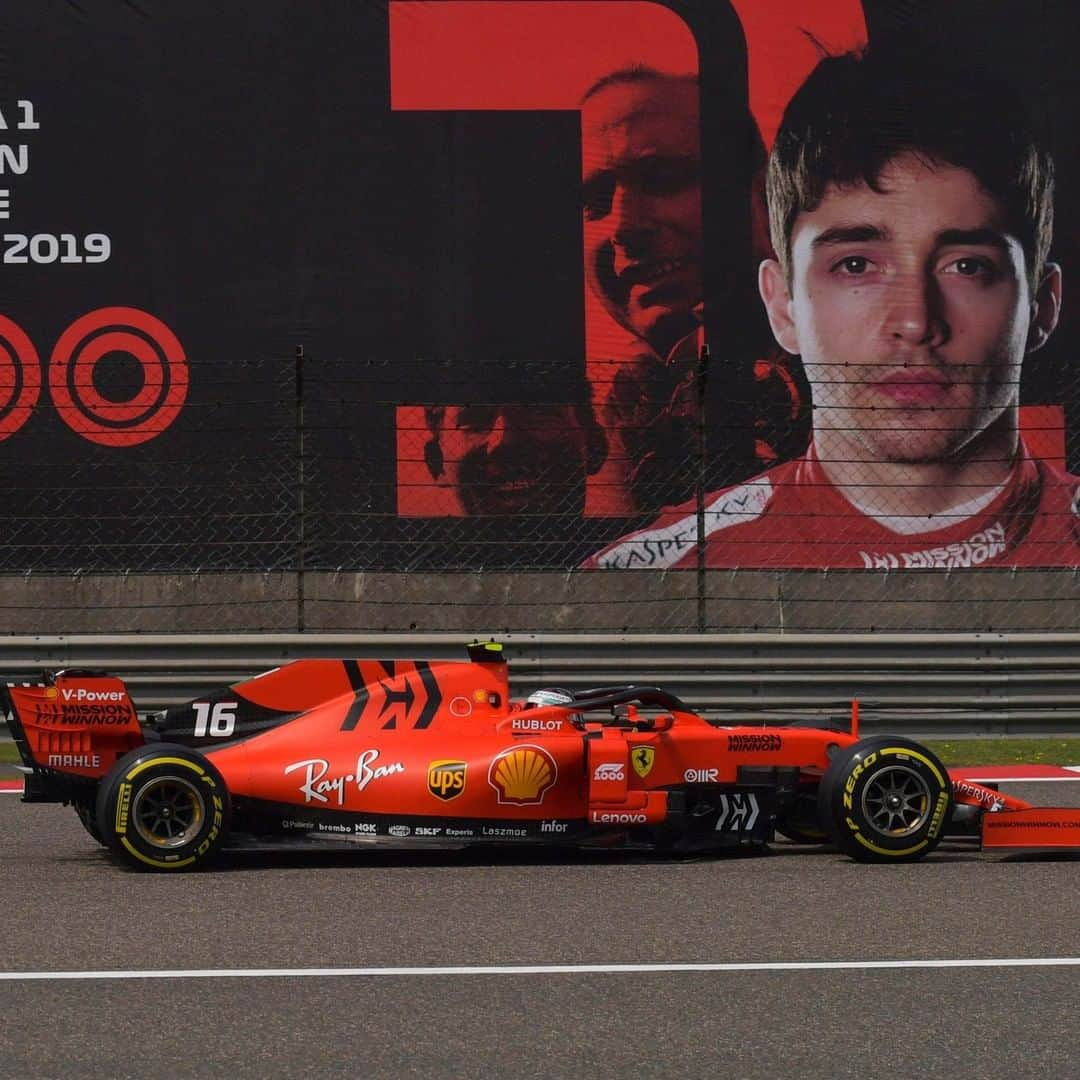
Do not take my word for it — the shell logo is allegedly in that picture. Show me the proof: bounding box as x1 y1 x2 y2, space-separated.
44 687 59 699
488 745 557 805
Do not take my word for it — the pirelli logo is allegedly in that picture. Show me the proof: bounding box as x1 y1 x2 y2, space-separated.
115 782 133 834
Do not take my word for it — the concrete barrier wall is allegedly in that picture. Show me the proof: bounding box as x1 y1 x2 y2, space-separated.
2 569 1079 634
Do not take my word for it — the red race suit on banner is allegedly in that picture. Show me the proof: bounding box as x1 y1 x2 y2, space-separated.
583 443 1080 570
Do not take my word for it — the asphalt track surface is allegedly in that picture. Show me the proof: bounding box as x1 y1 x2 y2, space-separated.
1 782 1078 1079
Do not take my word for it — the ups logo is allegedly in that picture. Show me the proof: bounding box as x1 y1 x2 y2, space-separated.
428 760 467 801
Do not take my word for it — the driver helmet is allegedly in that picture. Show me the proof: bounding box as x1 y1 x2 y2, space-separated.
525 687 575 709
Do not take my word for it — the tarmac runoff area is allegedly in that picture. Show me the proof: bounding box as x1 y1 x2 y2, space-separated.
0 778 1078 1077
1 956 1078 981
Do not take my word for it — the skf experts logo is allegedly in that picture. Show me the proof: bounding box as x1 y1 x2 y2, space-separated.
428 760 467 801
631 746 655 779
488 745 557 805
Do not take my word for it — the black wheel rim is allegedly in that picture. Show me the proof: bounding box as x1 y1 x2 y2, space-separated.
860 765 932 838
131 775 204 849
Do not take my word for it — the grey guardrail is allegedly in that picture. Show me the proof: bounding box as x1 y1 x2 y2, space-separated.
3 632 1080 735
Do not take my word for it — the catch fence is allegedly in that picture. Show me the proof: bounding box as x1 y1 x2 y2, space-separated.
1 351 1077 635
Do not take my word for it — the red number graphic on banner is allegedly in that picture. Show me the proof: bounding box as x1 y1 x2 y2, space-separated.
388 0 868 516
48 307 188 447
389 2 698 350
0 315 41 441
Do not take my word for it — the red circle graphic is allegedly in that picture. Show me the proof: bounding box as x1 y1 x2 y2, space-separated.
73 332 162 422
0 316 41 440
49 307 188 447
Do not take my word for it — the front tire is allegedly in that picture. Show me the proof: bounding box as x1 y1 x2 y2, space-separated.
775 785 830 845
95 745 230 871
818 737 951 863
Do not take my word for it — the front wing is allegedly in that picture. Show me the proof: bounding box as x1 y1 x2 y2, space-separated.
980 807 1080 851
948 768 1080 852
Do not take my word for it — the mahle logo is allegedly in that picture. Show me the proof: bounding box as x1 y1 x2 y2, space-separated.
428 760 467 801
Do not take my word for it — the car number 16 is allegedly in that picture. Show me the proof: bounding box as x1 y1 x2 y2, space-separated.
193 702 238 738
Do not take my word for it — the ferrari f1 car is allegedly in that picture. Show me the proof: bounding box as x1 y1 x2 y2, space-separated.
4 641 1080 870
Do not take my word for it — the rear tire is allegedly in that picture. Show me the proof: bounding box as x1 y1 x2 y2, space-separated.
818 736 951 863
73 796 104 845
95 745 230 871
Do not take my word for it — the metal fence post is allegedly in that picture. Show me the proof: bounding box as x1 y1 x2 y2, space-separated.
696 343 710 633
295 344 306 633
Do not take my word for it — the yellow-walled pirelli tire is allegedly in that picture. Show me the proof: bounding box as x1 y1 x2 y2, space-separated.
817 737 952 863
73 797 104 845
775 786 831 845
95 744 231 872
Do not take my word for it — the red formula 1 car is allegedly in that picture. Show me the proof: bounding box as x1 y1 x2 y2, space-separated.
4 642 1080 871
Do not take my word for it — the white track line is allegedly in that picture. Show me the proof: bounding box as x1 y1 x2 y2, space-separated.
1 958 1078 982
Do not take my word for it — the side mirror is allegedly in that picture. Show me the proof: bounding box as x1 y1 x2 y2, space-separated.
612 703 673 732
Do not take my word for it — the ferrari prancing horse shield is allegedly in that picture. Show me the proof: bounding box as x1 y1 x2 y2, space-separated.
631 746 655 779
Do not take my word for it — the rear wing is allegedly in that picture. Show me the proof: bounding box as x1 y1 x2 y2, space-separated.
2 670 144 801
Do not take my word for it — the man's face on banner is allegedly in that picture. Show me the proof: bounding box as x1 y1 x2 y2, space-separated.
582 77 703 359
433 403 596 516
760 154 1060 467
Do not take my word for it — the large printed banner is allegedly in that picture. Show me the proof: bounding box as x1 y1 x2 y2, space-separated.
1 1 1077 572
